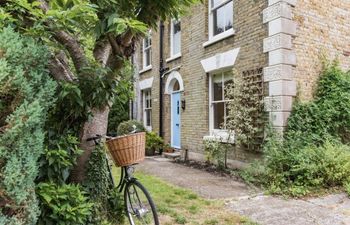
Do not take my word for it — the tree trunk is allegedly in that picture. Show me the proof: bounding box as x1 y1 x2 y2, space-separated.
69 106 110 183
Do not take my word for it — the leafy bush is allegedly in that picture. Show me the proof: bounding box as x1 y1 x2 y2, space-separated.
204 139 231 169
243 63 350 196
37 182 93 225
146 132 164 155
262 140 350 196
117 120 146 136
345 182 350 197
38 135 82 184
0 28 56 224
108 66 134 135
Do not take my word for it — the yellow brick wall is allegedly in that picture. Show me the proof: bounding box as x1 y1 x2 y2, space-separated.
294 0 350 101
135 0 267 161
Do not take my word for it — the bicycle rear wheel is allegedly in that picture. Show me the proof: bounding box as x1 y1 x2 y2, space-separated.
124 179 159 225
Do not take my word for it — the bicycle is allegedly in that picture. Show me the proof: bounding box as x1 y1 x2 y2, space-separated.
87 134 159 225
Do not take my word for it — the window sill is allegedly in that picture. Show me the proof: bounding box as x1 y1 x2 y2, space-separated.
203 130 235 144
139 66 152 74
203 29 236 48
166 53 182 63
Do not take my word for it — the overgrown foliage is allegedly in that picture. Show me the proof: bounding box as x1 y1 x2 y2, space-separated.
0 28 56 225
345 182 350 197
36 182 93 225
204 139 231 169
1 0 199 223
243 63 350 196
108 65 134 135
38 135 82 184
227 69 266 151
83 145 125 224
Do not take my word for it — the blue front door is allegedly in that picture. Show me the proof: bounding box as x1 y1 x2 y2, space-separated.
171 92 181 149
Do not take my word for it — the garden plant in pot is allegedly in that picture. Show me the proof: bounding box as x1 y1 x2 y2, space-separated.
146 132 164 156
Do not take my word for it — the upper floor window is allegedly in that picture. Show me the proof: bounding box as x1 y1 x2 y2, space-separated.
143 89 152 130
142 31 152 69
170 19 181 58
204 0 234 46
210 71 233 131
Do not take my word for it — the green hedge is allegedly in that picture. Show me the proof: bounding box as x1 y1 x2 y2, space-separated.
0 28 56 224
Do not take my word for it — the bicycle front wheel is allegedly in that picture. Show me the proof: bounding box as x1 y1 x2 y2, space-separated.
124 179 159 225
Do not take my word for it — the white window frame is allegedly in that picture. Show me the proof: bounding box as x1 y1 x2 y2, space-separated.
143 89 152 131
142 31 152 71
208 70 233 135
169 19 182 60
204 0 235 47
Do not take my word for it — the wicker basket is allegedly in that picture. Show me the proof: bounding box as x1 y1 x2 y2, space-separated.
106 132 146 167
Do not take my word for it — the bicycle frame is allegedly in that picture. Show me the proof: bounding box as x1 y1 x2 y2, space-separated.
116 165 136 193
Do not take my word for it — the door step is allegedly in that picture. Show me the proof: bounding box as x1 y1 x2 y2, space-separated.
163 152 181 159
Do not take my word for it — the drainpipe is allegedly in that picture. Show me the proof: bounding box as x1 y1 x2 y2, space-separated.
159 21 165 138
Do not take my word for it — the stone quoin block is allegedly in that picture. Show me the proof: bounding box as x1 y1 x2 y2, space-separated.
270 112 291 127
264 96 293 112
263 2 293 24
269 49 297 66
269 80 297 96
263 64 294 82
263 33 293 53
269 18 297 36
269 0 297 7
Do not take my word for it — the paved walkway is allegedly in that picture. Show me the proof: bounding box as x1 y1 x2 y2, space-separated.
137 157 350 225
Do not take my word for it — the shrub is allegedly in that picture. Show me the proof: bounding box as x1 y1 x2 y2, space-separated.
204 138 231 169
37 135 82 184
36 182 93 225
0 28 56 224
262 140 350 196
146 132 164 156
243 63 350 196
117 120 146 136
345 182 350 197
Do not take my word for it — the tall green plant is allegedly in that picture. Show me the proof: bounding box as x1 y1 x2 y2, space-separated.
0 28 56 225
226 70 266 151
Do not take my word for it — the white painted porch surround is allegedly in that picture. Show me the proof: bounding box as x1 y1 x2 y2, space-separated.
200 48 240 143
263 0 298 131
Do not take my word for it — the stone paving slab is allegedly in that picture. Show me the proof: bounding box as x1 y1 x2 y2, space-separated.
137 157 256 199
137 157 350 225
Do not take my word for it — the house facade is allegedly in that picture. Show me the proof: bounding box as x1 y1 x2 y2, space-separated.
131 0 350 164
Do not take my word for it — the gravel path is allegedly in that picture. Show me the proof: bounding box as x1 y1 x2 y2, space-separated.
137 157 350 225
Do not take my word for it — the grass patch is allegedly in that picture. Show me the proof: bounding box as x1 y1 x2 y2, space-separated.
112 167 249 224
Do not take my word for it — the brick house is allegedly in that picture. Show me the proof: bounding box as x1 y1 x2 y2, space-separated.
131 0 350 164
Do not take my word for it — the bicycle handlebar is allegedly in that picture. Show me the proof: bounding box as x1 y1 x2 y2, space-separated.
86 134 113 144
